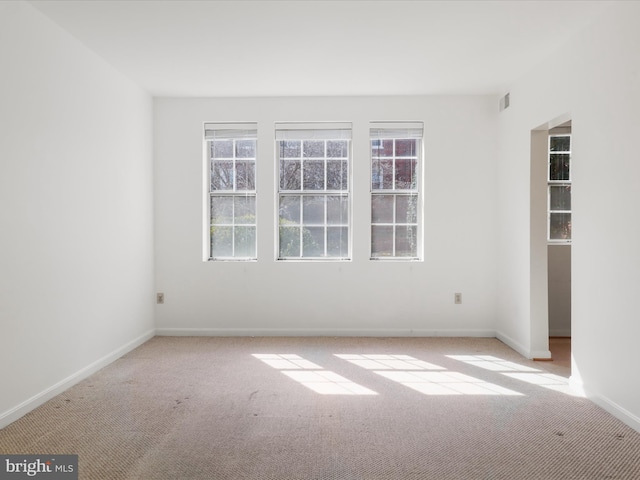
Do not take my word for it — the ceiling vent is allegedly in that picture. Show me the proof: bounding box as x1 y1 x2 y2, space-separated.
499 92 510 112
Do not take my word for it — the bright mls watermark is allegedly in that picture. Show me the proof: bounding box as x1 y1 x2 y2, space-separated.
0 456 77 479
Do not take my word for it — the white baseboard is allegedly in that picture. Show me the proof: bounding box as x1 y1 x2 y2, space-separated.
495 330 529 358
155 327 497 338
0 329 155 429
587 390 640 433
569 375 640 432
495 330 551 359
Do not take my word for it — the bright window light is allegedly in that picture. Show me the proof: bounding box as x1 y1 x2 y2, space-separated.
447 354 583 397
336 354 522 396
282 370 377 395
334 354 444 371
252 354 377 396
252 353 322 370
374 370 522 396
446 355 540 372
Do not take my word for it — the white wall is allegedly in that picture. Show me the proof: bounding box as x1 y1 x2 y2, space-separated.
154 96 499 335
0 2 154 426
496 2 640 430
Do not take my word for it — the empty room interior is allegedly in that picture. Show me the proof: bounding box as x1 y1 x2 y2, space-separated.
2 1 640 478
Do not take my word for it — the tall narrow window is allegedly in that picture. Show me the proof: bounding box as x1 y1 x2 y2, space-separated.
276 123 351 260
205 123 257 260
548 134 571 242
370 123 423 259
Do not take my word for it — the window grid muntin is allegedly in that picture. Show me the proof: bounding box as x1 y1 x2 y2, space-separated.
547 134 571 242
209 135 257 260
279 139 349 193
370 135 421 260
279 194 349 258
278 137 350 260
371 138 419 192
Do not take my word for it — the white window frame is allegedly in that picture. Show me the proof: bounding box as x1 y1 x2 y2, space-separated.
205 123 258 261
276 122 352 261
547 133 571 243
370 122 423 260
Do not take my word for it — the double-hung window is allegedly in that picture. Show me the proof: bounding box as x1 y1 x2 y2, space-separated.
205 123 257 260
276 123 351 260
370 123 423 259
548 134 571 242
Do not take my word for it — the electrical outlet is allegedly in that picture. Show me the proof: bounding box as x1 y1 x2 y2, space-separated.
454 292 462 304
157 293 164 304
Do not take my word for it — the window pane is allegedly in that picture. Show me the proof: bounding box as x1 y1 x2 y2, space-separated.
211 196 233 224
370 128 422 259
211 226 233 257
327 160 347 190
234 196 255 224
303 227 324 257
211 161 234 190
303 196 324 225
235 139 256 158
206 125 257 261
549 185 571 211
327 140 348 158
327 196 348 225
213 140 233 158
277 126 351 260
303 140 324 158
550 213 571 240
550 136 570 152
396 195 417 224
279 226 300 257
279 140 301 159
280 159 301 190
549 154 570 181
279 195 301 224
395 139 416 157
327 227 348 257
303 160 325 190
372 195 394 224
234 226 256 257
395 159 417 190
395 226 417 257
236 161 255 190
372 159 393 190
371 139 393 157
371 225 393 257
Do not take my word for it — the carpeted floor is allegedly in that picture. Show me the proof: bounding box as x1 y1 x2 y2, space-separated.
1 336 639 479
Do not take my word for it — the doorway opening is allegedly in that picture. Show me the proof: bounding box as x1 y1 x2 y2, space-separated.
530 116 571 374
547 121 572 371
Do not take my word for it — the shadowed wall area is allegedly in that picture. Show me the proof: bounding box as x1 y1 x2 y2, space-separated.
1 337 639 480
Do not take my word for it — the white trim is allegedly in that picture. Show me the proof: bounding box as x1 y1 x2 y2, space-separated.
581 386 640 433
0 329 155 429
530 349 552 359
155 327 497 337
495 330 551 359
495 331 528 357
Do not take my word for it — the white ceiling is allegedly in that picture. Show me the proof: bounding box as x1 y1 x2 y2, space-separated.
29 0 611 97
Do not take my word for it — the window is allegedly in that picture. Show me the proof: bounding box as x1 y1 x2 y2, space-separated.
205 123 257 260
548 134 571 242
370 123 423 259
276 123 351 260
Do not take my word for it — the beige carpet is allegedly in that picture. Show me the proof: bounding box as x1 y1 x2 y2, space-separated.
2 336 640 479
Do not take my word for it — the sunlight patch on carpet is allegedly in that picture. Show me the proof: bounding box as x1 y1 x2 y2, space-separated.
336 354 522 396
252 354 377 395
447 354 583 396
